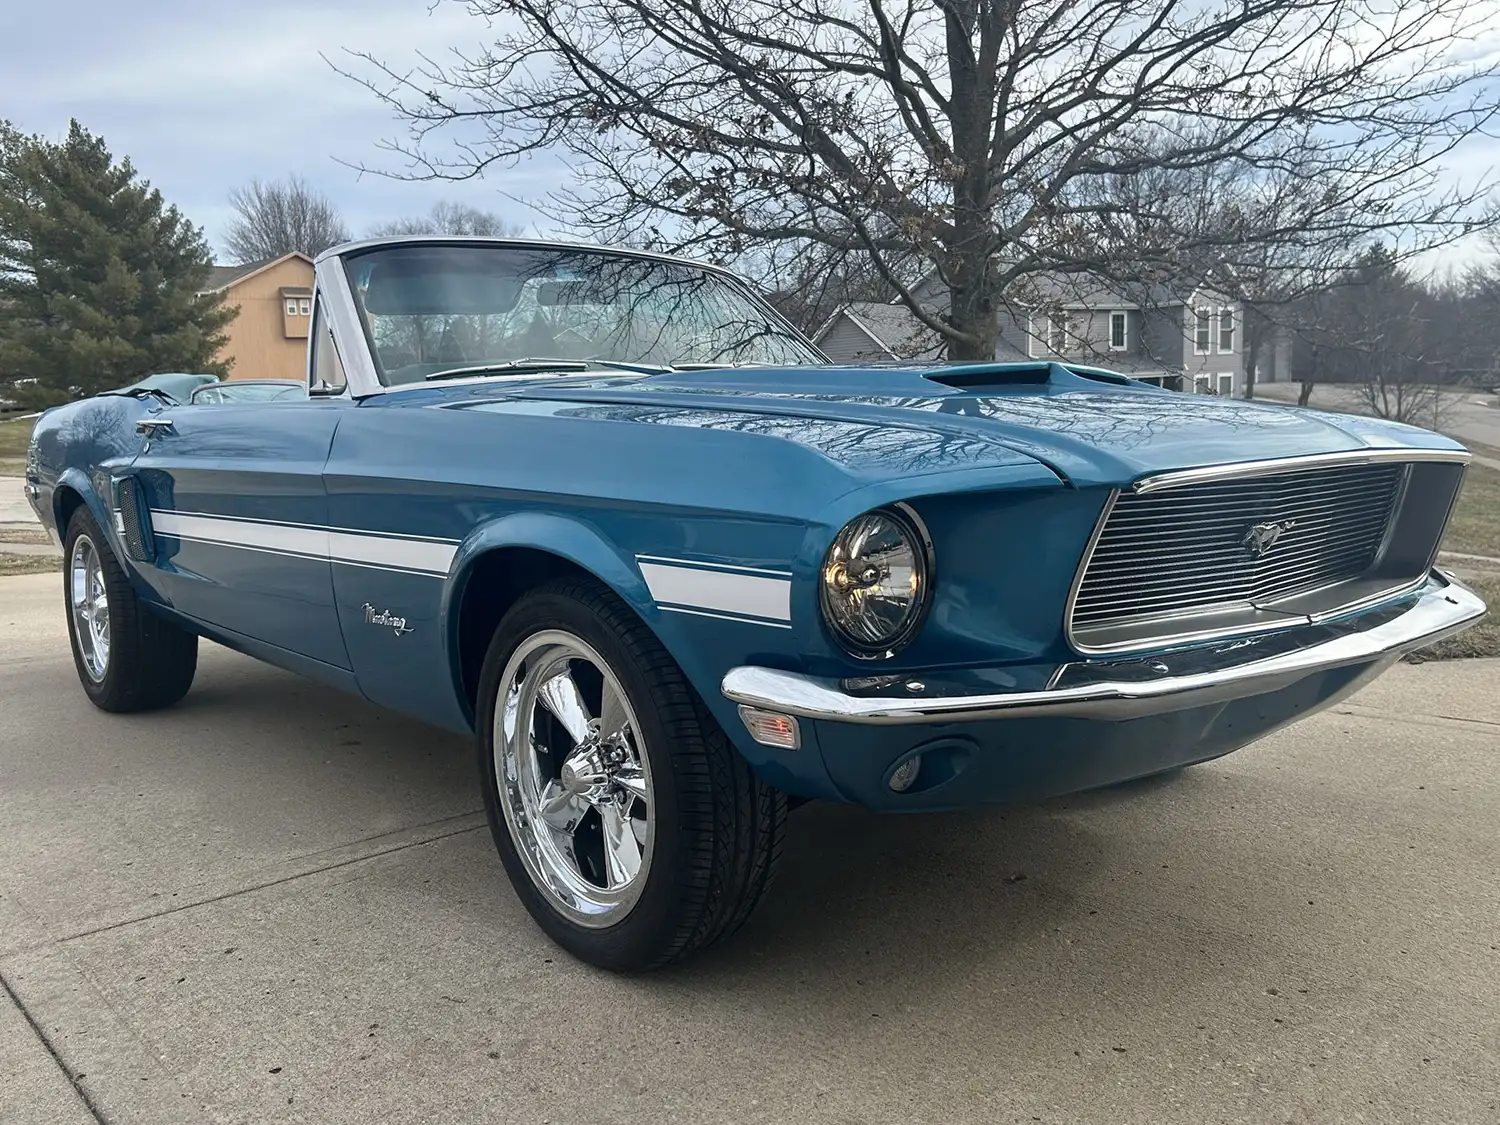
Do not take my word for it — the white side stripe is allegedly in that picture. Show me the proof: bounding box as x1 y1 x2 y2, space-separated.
150 511 456 576
659 605 794 629
327 531 456 574
639 561 791 624
153 513 328 557
634 553 791 578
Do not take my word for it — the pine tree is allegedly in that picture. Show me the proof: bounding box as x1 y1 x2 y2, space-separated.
0 119 235 408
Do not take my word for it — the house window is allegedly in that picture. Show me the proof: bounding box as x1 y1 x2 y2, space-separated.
1217 372 1234 397
1047 313 1066 354
1194 309 1211 354
1193 373 1212 394
1218 308 1235 353
286 300 298 316
1046 312 1083 355
299 299 311 316
1109 311 1127 350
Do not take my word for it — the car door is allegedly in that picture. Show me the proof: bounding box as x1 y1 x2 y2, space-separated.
128 391 352 670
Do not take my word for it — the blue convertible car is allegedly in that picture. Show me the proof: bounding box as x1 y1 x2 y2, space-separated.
25 237 1486 969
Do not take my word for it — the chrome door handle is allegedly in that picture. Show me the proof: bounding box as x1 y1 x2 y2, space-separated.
136 419 176 436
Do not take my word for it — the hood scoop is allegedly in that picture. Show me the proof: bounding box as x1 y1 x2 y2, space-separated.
922 362 1135 393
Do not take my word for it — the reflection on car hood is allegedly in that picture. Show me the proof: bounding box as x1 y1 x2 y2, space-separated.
485 364 1462 487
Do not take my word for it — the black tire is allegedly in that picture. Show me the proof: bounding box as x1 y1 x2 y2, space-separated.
476 577 786 971
62 506 198 712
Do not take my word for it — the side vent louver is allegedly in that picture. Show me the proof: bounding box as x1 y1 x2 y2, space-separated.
116 477 154 563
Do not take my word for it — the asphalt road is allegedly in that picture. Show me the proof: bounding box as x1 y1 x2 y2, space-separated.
1255 384 1500 451
1 571 1497 1125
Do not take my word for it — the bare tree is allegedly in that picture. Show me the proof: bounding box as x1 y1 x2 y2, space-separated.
224 176 351 263
760 243 909 335
1077 157 1375 397
342 0 1499 361
368 200 525 237
1289 247 1455 426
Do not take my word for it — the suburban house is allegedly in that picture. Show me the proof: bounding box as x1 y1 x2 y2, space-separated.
814 275 1244 396
199 252 315 381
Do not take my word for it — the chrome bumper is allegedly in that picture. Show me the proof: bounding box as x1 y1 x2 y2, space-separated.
721 572 1486 726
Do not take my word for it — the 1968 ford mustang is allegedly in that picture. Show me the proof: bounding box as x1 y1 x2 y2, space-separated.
25 237 1487 970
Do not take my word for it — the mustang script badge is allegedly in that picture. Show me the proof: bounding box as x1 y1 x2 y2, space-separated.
1243 519 1297 558
362 603 413 637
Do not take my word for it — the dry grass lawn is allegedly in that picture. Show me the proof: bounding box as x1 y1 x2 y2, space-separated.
0 527 49 545
1440 461 1500 560
1410 573 1500 662
0 416 34 476
0 553 60 577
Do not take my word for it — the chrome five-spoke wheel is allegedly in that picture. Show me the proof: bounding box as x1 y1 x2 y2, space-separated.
61 507 196 712
478 578 787 970
494 630 654 927
70 534 110 681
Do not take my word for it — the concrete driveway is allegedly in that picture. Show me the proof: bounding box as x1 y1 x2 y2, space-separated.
1 572 1496 1125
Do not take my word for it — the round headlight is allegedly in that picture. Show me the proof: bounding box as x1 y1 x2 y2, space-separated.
820 506 932 658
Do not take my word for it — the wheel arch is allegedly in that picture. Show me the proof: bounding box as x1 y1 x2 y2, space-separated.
52 469 112 544
442 513 661 725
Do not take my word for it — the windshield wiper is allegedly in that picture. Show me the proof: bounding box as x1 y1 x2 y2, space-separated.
668 361 773 371
424 359 592 381
590 359 676 375
101 386 178 406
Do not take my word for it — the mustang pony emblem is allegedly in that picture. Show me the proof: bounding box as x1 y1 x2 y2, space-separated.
1244 519 1298 558
362 603 413 637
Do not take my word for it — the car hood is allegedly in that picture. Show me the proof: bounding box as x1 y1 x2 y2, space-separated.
487 364 1463 487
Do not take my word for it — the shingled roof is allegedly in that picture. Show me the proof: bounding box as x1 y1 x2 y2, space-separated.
199 252 315 294
814 301 1032 363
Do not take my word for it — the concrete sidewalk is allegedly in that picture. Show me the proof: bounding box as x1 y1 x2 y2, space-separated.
1 571 1498 1124
0 477 37 528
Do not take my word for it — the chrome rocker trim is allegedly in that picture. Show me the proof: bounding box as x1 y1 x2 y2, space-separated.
720 571 1485 726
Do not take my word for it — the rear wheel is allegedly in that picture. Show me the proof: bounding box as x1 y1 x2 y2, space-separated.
63 507 197 712
477 577 786 971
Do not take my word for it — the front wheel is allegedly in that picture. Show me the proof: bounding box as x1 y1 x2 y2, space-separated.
63 507 198 712
477 578 786 971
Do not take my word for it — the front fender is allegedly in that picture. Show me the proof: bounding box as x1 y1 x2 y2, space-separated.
440 510 843 800
52 465 118 548
443 510 657 644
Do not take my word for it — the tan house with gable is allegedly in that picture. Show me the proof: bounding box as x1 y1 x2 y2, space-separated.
200 252 315 380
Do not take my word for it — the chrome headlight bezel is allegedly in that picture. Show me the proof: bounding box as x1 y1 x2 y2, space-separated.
819 503 934 660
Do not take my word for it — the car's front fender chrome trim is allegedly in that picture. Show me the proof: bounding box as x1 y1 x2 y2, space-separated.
721 571 1485 725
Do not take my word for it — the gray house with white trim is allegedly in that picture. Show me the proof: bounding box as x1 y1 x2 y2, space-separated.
813 276 1245 397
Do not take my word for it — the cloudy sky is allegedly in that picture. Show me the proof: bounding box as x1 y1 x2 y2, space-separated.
2 0 562 258
3 0 1497 270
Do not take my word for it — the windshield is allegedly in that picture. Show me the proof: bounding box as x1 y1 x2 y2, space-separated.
192 382 303 404
341 243 825 386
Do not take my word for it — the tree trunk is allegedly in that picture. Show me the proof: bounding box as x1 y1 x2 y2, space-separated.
1243 321 1260 400
1297 381 1315 406
941 7 998 366
946 258 999 361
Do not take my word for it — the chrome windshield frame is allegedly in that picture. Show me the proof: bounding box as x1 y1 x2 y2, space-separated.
311 236 828 399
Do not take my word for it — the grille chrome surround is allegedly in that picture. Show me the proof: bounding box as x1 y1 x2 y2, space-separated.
1066 450 1469 655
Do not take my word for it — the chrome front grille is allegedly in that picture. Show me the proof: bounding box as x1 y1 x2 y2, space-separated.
1069 462 1414 651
